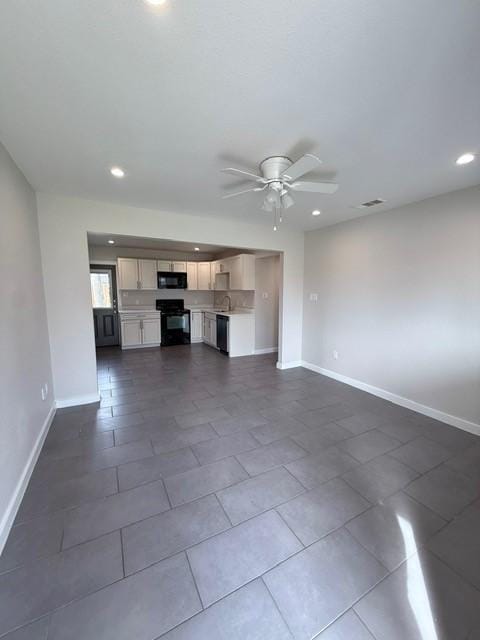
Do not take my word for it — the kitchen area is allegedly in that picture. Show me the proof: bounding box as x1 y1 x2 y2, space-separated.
88 235 280 359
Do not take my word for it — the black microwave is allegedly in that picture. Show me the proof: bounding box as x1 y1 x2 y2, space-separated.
157 271 187 289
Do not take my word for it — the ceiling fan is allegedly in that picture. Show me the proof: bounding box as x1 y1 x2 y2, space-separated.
221 154 338 229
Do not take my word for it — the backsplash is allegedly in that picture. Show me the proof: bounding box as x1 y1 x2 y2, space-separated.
214 291 254 309
120 289 214 309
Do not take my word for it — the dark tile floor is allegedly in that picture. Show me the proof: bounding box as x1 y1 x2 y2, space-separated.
1 344 480 639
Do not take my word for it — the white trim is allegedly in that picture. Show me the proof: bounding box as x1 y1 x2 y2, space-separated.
55 392 100 408
0 404 56 554
276 360 303 370
301 361 480 437
255 347 278 355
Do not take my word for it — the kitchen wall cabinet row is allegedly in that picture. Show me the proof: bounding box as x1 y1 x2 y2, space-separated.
117 254 255 291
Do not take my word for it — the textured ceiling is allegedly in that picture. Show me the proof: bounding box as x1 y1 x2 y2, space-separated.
1 0 479 230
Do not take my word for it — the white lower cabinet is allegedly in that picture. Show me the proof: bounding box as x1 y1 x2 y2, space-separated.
142 318 161 345
191 311 203 342
120 313 161 349
121 320 143 347
203 312 217 348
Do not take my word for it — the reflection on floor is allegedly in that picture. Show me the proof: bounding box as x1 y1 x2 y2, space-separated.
1 343 480 639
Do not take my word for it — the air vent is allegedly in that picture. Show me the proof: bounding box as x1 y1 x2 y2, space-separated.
357 198 385 208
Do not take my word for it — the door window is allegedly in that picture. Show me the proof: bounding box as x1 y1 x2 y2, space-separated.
90 270 113 309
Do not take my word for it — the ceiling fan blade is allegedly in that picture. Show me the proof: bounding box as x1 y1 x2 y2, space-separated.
290 181 339 194
281 153 322 181
221 168 266 183
222 186 266 199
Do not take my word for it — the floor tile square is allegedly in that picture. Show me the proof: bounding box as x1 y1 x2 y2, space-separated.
63 479 170 547
317 610 375 639
286 446 359 489
427 501 480 589
217 466 304 524
405 464 478 519
236 437 307 475
264 528 387 640
338 429 402 463
192 431 258 465
389 436 452 473
165 457 248 506
277 477 370 545
123 494 230 574
187 510 302 606
346 491 446 570
117 447 198 491
0 512 64 574
354 550 480 640
342 454 419 503
48 553 201 640
0 532 122 636
161 579 292 640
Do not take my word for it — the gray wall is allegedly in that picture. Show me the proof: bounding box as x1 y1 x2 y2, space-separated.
303 186 480 427
254 256 279 352
0 143 54 550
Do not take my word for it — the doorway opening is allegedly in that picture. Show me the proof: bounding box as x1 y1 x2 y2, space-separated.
90 264 119 347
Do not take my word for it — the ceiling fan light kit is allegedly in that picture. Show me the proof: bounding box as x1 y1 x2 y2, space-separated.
221 153 338 229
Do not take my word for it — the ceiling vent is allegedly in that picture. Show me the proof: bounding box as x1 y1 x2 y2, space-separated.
357 198 386 208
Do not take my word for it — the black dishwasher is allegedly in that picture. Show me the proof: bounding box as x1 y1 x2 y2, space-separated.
216 315 229 354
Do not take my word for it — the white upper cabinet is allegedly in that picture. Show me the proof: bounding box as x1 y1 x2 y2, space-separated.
172 261 187 272
157 260 172 272
186 262 198 290
118 258 157 290
197 262 211 290
138 259 157 289
118 258 139 290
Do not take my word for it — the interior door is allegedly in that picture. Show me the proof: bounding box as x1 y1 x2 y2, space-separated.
90 265 119 347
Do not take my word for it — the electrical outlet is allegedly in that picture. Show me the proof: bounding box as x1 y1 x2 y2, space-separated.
310 293 318 302
333 350 339 360
262 292 269 299
124 291 129 298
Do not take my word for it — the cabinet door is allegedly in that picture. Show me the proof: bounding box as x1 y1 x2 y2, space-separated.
191 312 203 340
157 260 172 272
210 262 217 290
197 262 211 290
121 320 142 346
118 259 139 290
138 259 157 290
172 261 187 272
186 263 198 290
203 316 210 342
229 256 242 290
142 319 161 345
210 319 217 347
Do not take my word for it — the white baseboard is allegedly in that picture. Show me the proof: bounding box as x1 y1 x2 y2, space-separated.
56 393 101 409
255 347 278 355
276 360 303 370
301 360 480 437
0 404 56 555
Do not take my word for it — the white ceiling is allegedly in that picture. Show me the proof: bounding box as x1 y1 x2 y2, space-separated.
1 0 479 230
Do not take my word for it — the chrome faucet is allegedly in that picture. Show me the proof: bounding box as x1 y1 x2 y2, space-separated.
221 295 232 312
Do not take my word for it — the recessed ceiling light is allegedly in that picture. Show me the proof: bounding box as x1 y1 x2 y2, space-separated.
312 210 321 216
110 166 125 178
456 152 475 165
108 240 115 245
194 247 200 251
145 0 167 5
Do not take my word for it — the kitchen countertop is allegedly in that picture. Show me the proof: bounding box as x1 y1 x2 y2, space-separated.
118 307 254 317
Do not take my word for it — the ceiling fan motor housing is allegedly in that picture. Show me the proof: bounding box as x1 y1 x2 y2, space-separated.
259 156 292 181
